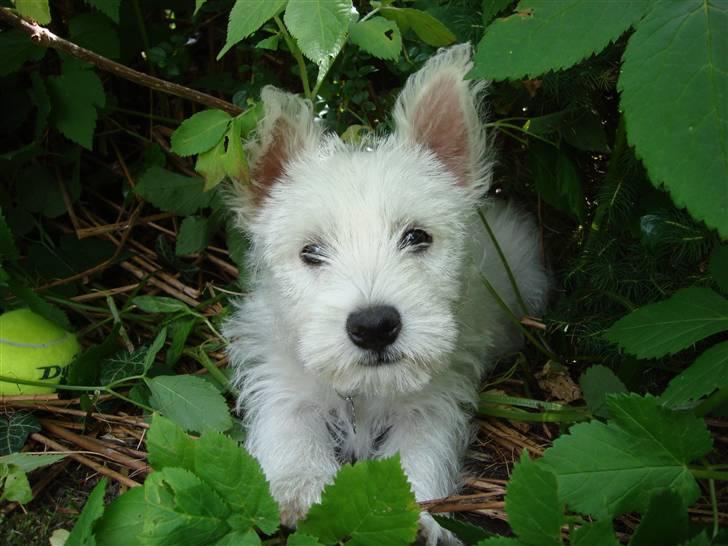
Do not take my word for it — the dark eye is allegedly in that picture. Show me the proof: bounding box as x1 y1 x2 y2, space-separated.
399 228 432 252
301 243 325 266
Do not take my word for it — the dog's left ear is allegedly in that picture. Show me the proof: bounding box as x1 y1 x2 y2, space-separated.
392 44 487 189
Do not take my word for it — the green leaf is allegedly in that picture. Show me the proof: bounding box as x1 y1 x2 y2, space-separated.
67 326 121 386
660 341 728 408
287 534 325 546
0 452 66 472
6 277 71 330
176 216 211 255
476 539 527 546
380 7 456 47
469 0 650 80
135 166 212 216
167 317 197 366
0 28 45 76
132 295 190 314
579 365 627 418
0 412 40 456
218 0 287 59
433 516 491 544
630 490 689 546
255 35 280 50
619 0 728 238
99 348 146 386
298 456 419 546
29 72 51 139
505 451 562 546
95 487 146 546
171 110 232 157
14 0 51 24
710 244 728 295
146 415 196 472
0 207 18 261
349 17 401 61
147 375 233 433
540 394 712 518
69 13 120 58
680 532 711 546
66 478 108 546
194 431 279 534
483 0 514 26
570 520 618 546
226 218 248 273
221 113 252 184
604 287 728 359
195 138 227 191
144 327 168 372
529 142 585 221
284 0 354 85
83 0 121 23
142 467 231 545
1 466 32 503
214 530 262 546
47 67 105 150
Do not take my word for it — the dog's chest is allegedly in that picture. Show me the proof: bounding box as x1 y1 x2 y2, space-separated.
325 396 394 464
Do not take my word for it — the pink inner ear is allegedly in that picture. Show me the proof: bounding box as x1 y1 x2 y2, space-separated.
412 76 470 186
250 119 290 204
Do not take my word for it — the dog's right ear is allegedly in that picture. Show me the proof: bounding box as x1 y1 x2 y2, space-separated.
244 86 321 204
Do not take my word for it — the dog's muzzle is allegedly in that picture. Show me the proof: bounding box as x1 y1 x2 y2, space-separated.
346 305 401 353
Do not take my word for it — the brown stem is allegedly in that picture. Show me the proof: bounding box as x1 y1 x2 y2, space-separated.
0 7 243 116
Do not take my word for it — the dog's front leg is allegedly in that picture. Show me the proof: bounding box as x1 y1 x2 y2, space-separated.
378 401 469 545
246 399 339 527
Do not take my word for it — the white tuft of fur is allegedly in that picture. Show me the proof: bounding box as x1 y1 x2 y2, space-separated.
223 44 549 543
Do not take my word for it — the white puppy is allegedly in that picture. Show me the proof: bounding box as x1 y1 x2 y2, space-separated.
224 44 548 544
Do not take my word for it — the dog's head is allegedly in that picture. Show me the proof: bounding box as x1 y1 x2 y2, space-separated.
232 45 490 396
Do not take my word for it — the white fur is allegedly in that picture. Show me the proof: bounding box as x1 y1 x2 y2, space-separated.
224 44 548 545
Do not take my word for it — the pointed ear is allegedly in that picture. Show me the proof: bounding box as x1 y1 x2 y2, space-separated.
392 44 488 189
245 86 321 203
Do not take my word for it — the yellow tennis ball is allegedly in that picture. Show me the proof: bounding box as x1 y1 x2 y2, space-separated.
0 308 80 395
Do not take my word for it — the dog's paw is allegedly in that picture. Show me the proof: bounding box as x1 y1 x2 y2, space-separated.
418 512 462 546
270 474 330 528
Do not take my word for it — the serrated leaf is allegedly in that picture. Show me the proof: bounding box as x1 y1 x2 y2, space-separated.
0 452 66 472
530 142 585 221
298 456 419 546
67 325 121 386
83 0 120 23
167 316 196 366
69 13 120 58
349 17 401 61
476 539 526 546
604 287 728 359
660 341 728 408
255 35 280 50
284 0 354 86
221 113 251 183
0 28 45 76
0 207 18 261
100 348 146 386
195 138 227 191
218 0 287 59
213 530 262 546
287 534 324 546
0 412 40 456
47 67 105 150
176 216 211 255
135 166 212 216
95 487 146 546
505 451 562 546
570 520 618 546
171 110 231 157
144 327 168 372
147 375 233 433
194 431 279 534
380 7 455 47
14 0 51 24
579 365 627 418
710 244 728 295
132 295 191 314
619 0 728 238
540 394 712 518
1 466 32 503
469 0 650 80
6 277 71 330
146 414 196 472
142 467 231 546
483 0 514 26
433 515 491 544
66 478 108 546
630 490 689 546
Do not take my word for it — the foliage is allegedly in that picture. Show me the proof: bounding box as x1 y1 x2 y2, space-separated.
1 0 727 544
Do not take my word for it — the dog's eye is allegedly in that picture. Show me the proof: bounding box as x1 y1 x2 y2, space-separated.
300 243 325 266
400 229 432 252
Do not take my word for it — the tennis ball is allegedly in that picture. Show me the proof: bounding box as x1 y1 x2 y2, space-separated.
0 308 80 395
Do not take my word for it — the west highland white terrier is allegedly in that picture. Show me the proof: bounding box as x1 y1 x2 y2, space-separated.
224 44 548 545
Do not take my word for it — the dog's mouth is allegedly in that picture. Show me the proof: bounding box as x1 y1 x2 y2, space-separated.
357 350 402 367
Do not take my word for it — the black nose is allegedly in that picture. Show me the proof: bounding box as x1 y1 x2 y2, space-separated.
346 305 402 351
